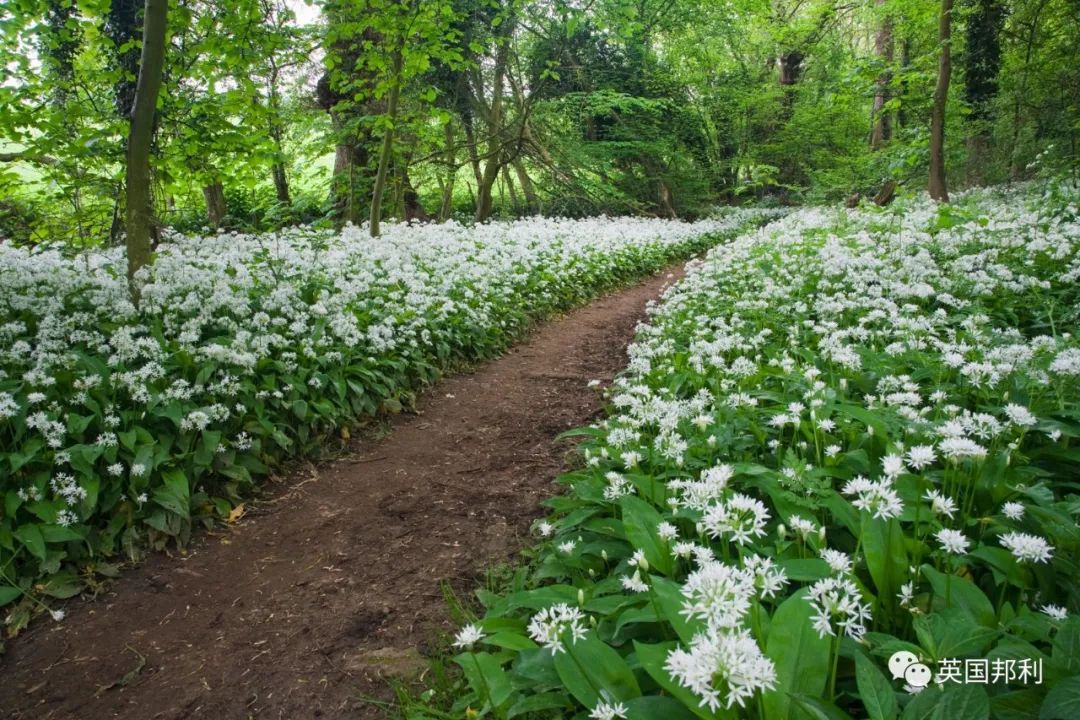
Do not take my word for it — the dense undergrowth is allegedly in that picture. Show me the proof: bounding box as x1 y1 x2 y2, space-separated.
436 183 1080 720
0 212 768 632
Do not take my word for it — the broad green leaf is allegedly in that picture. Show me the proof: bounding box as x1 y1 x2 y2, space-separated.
763 590 831 720
855 652 898 720
553 634 641 706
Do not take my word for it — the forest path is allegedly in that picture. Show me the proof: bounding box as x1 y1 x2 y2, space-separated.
0 265 683 720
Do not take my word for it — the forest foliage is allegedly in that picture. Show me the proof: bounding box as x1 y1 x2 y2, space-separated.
1 0 1078 248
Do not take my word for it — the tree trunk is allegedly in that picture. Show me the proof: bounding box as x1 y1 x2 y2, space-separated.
963 0 1005 186
475 26 512 223
124 0 167 300
928 0 953 202
870 0 894 150
370 47 404 237
272 162 291 204
512 158 539 214
440 122 456 221
402 168 429 222
202 180 227 229
897 38 912 129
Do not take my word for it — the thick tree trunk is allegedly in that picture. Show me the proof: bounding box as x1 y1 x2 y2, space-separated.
870 0 894 150
124 0 166 299
370 47 404 237
202 180 227 229
928 0 953 202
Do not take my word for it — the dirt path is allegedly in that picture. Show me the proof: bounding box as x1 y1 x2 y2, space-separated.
0 266 683 720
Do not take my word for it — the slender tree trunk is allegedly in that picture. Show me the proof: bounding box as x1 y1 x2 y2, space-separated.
501 163 519 214
125 0 167 299
440 122 456 221
870 0 894 150
202 180 227 228
928 0 953 202
475 26 512 223
512 158 538 214
897 38 912 129
370 47 404 237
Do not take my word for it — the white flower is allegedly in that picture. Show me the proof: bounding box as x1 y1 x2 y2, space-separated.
657 521 679 542
557 540 577 555
590 701 628 720
842 476 903 520
999 532 1054 563
935 528 971 555
881 454 905 479
807 577 872 641
744 554 789 599
1004 404 1037 427
702 492 770 545
1041 604 1068 621
924 489 957 519
789 515 818 540
537 520 555 537
821 548 852 575
664 628 776 710
453 623 487 649
906 445 937 470
680 560 756 630
50 609 65 622
527 604 588 654
622 571 649 593
1001 501 1025 521
898 581 915 608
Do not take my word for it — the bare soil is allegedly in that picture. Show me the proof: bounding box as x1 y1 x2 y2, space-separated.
0 267 682 720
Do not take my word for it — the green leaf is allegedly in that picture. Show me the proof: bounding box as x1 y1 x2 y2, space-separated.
0 585 23 606
855 652 898 720
454 651 514 711
553 634 641 706
1039 676 1080 720
790 694 856 720
763 590 831 720
153 468 191 520
507 692 572 718
14 523 46 560
619 495 673 575
930 683 989 720
921 565 996 627
863 517 906 605
624 695 701 720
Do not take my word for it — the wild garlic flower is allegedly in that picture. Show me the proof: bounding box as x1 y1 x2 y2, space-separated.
452 623 487 649
807 577 872 641
842 476 903 520
821 548 853 575
999 531 1054 563
527 604 588 654
589 701 628 720
665 629 777 710
935 528 971 555
1041 604 1068 621
702 493 770 545
1001 501 1025 521
679 561 756 629
924 489 957 519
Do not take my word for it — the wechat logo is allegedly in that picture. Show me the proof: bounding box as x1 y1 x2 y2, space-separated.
888 650 933 690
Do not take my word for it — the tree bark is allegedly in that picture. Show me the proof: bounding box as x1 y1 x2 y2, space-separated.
870 0 894 150
125 0 167 299
440 122 456 221
928 0 953 202
202 180 227 229
370 46 404 237
475 24 512 223
272 162 291 204
512 158 539 214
